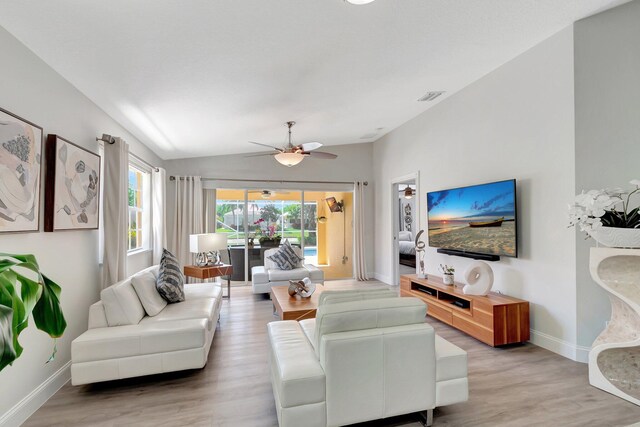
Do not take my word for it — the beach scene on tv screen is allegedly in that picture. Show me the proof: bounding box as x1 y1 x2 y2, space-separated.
427 180 516 257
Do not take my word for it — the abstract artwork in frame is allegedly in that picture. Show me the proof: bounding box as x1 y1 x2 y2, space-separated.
44 135 100 231
0 107 43 233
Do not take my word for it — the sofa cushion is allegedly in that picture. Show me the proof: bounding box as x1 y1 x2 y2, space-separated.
319 289 397 307
268 320 326 408
141 296 217 331
157 249 185 303
269 267 310 282
184 282 222 300
100 278 146 327
132 269 167 316
72 318 208 363
299 318 316 351
314 297 427 353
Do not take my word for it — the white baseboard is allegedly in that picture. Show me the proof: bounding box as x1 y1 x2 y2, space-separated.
0 361 71 427
529 329 590 363
373 272 394 285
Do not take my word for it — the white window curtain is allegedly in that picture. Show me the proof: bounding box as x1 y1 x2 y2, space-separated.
204 189 217 233
354 181 369 281
172 176 203 268
102 137 129 289
151 167 167 265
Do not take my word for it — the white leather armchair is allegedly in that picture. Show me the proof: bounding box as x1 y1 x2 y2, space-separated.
267 294 468 427
252 247 324 294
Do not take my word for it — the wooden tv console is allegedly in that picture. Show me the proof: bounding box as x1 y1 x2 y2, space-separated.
400 274 530 347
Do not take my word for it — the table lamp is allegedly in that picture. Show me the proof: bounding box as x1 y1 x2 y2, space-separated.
189 233 228 266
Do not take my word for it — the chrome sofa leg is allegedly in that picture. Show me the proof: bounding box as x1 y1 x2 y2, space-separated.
419 409 433 427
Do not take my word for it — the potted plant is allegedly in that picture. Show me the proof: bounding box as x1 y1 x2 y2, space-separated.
569 180 640 248
257 220 281 247
0 253 66 372
439 264 455 285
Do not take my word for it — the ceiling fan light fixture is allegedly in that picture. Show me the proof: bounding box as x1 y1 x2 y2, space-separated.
275 152 304 167
404 185 414 199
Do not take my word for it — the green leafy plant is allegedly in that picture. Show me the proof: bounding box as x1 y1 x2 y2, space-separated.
0 253 66 372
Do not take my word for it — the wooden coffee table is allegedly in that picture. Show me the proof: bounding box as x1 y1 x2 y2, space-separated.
271 284 325 321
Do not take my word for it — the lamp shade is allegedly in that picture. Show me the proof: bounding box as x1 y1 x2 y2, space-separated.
189 233 228 253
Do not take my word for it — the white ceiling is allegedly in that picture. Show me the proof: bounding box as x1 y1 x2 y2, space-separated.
0 0 627 160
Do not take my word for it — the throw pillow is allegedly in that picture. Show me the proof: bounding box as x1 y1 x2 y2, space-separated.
132 269 168 316
156 249 185 303
268 240 303 270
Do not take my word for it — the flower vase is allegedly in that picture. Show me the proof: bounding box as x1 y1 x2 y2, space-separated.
588 227 640 249
443 273 454 285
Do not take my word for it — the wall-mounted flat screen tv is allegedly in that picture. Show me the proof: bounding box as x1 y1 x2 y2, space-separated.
427 179 517 258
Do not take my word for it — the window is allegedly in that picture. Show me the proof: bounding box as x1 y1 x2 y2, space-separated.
128 165 150 252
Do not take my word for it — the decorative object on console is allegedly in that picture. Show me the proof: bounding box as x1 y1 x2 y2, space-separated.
0 107 43 233
246 121 338 167
462 261 494 296
440 264 455 285
588 248 640 406
569 180 640 248
156 249 185 303
44 135 100 231
0 253 67 372
287 277 316 298
415 229 427 278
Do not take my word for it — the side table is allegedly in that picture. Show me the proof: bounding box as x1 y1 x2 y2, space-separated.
183 264 233 299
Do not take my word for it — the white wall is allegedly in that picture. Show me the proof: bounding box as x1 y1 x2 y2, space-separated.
0 26 163 424
164 143 375 276
373 28 579 357
574 0 640 348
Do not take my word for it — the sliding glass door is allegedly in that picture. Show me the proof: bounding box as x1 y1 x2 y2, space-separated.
213 187 353 283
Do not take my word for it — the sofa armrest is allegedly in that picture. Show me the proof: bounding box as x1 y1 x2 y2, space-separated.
303 264 324 282
252 266 269 284
88 301 108 329
268 321 326 408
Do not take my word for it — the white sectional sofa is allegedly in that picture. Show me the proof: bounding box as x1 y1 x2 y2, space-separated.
71 265 222 385
252 247 324 294
267 292 468 427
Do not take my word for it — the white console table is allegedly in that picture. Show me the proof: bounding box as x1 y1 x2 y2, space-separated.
589 248 640 406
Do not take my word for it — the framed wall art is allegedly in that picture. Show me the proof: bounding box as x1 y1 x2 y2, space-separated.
44 134 101 231
0 107 43 233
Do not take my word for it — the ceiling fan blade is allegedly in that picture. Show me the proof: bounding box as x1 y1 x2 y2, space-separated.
248 141 283 152
305 151 337 159
244 152 277 157
298 142 323 152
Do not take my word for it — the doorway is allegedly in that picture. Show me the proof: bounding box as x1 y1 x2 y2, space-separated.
391 173 419 285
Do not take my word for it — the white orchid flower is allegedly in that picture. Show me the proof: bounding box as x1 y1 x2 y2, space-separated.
631 179 640 187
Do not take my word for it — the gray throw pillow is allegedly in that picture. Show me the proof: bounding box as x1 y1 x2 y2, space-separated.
268 240 303 270
156 249 185 303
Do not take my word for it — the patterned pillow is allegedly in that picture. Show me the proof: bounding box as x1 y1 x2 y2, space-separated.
156 249 185 303
268 240 303 271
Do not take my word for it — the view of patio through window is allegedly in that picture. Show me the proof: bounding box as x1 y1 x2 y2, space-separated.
214 188 353 282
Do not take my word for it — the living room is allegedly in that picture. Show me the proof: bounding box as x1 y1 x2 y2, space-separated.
1 1 640 426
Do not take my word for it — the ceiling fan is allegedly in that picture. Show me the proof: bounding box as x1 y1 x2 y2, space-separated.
247 121 338 167
248 190 290 199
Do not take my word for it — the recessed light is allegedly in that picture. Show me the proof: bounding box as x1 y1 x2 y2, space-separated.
345 0 376 4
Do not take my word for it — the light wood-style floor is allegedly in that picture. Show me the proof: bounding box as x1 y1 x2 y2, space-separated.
25 281 640 427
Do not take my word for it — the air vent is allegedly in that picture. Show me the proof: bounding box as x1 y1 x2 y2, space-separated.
417 91 445 102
